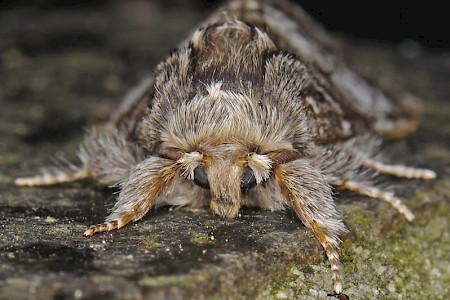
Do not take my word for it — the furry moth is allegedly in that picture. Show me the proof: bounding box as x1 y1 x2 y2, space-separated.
15 0 436 297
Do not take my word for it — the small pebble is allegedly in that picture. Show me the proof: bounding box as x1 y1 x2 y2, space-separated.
74 289 83 299
275 291 288 299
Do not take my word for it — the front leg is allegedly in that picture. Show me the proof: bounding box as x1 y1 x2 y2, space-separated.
84 156 180 236
274 158 347 296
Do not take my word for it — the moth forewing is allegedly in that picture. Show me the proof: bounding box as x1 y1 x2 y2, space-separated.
211 0 422 141
15 0 436 297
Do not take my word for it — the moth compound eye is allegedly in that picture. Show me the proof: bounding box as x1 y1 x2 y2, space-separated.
241 166 257 191
193 165 210 189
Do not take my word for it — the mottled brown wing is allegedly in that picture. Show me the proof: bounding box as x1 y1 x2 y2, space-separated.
202 0 420 141
105 75 155 141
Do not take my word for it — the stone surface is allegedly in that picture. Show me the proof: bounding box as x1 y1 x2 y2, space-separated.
0 1 449 299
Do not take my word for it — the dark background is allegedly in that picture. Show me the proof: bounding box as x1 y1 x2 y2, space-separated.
0 0 447 49
0 1 448 299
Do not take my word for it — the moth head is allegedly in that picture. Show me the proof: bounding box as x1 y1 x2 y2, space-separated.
157 143 299 218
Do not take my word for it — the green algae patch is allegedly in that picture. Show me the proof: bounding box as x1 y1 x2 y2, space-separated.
45 216 58 224
259 215 450 299
142 237 163 250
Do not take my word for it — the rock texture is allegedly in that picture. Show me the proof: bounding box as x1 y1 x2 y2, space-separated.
0 1 449 299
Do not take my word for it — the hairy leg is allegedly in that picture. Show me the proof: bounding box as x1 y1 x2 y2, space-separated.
84 156 179 236
15 73 152 188
15 129 144 187
342 180 415 221
275 159 347 296
15 168 90 187
363 158 436 180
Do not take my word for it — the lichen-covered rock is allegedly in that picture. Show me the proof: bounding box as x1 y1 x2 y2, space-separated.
0 2 448 300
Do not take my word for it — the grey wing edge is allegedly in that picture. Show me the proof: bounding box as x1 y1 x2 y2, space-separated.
208 0 421 139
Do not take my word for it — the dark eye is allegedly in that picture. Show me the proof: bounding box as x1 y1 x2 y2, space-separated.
241 167 257 191
193 165 210 189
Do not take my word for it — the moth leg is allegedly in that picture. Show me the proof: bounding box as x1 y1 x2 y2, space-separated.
309 220 343 296
363 158 436 180
84 156 179 237
16 73 154 188
16 73 154 187
83 211 136 237
342 181 415 221
275 159 347 295
14 168 90 187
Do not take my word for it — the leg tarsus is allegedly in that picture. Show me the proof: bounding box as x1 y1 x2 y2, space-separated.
275 160 346 296
84 211 136 237
84 220 119 237
84 157 179 237
342 180 415 221
363 158 436 180
15 168 89 187
311 221 343 295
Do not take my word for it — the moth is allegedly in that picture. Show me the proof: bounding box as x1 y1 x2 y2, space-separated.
15 0 436 298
